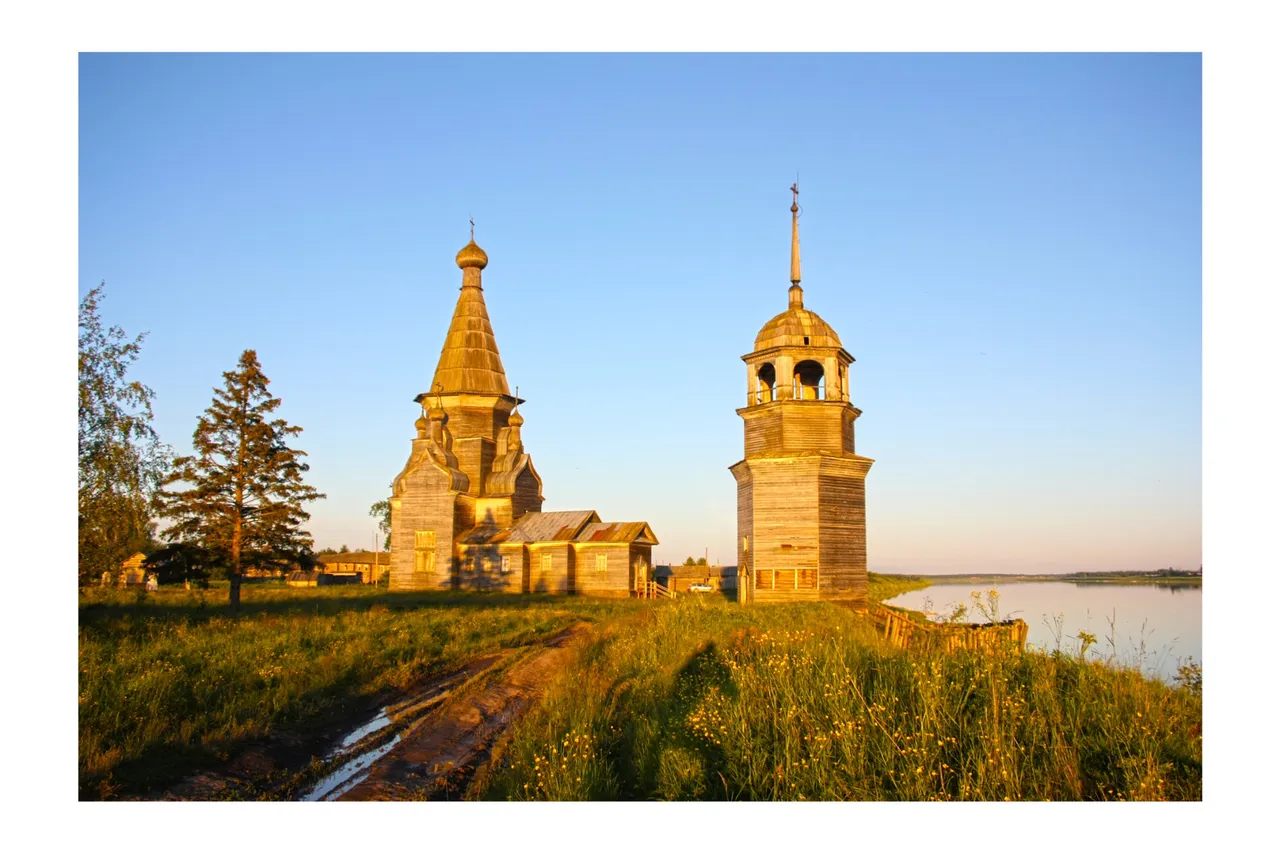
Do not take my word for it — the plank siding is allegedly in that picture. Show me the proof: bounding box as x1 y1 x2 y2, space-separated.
817 458 869 604
779 405 846 453
750 458 821 588
571 544 632 597
512 466 543 521
528 544 574 594
390 446 460 592
732 463 754 604
457 542 524 592
451 436 495 496
744 411 783 457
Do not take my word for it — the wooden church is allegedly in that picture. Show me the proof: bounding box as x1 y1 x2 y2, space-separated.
388 229 658 595
730 187 875 605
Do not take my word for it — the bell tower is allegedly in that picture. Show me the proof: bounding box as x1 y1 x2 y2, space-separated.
729 186 874 604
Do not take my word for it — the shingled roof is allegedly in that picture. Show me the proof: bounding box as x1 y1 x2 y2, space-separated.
429 246 510 396
506 510 600 543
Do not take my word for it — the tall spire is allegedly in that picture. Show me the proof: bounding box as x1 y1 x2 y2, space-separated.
789 182 804 309
428 225 511 396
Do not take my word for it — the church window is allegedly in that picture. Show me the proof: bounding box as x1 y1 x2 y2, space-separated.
596 553 608 572
541 553 552 573
414 530 436 574
501 555 512 574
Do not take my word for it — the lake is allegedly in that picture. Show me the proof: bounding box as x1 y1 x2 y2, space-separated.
881 580 1202 683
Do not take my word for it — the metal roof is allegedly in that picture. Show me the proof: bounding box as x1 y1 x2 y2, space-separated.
315 551 390 565
575 521 659 545
506 510 600 543
457 526 514 545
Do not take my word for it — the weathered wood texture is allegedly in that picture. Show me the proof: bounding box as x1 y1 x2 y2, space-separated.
817 458 870 604
570 544 632 597
390 441 463 591
511 467 542 522
731 197 873 605
528 544 574 594
733 466 754 604
872 605 1029 652
390 237 656 596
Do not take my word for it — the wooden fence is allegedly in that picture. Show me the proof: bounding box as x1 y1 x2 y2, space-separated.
871 604 1028 653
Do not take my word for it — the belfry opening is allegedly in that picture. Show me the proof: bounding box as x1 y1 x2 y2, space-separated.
729 184 874 605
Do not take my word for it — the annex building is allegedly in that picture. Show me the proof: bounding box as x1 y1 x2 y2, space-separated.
730 187 875 605
388 229 658 595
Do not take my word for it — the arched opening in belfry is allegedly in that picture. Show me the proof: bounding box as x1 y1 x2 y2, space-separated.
756 363 776 403
793 360 825 400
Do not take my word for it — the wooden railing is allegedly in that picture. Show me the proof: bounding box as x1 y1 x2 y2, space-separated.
635 581 676 600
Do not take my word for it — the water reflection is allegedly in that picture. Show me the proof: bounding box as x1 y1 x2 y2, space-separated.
882 581 1201 683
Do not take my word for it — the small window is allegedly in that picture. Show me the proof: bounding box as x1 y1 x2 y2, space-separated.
501 555 512 574
596 553 608 572
541 553 552 573
803 336 810 345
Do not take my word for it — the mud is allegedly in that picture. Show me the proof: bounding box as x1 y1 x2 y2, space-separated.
338 622 591 800
161 623 589 801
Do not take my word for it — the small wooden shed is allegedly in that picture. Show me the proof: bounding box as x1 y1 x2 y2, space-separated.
119 552 148 586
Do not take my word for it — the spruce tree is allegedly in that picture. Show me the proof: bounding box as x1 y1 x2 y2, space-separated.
156 349 325 611
78 284 169 585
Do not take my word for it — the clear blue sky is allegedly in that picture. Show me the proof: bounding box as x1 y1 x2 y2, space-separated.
78 53 1201 573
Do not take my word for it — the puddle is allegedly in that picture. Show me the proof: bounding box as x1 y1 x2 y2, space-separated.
302 734 401 802
337 712 391 752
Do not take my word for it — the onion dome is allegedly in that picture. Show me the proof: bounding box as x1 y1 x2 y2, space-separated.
455 239 488 270
508 409 524 427
428 405 447 422
414 413 430 437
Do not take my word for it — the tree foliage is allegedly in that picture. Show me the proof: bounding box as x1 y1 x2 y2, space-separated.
155 349 325 610
370 491 391 550
78 284 169 584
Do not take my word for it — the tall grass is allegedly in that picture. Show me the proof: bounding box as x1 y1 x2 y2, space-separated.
78 584 641 799
485 597 1201 801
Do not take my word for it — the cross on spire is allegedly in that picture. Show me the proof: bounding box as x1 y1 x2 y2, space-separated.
789 181 802 288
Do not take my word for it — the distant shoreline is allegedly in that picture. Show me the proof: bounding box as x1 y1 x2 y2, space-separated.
878 572 1202 586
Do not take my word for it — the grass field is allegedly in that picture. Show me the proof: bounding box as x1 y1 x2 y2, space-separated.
484 597 1201 801
77 583 640 799
79 574 1200 801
